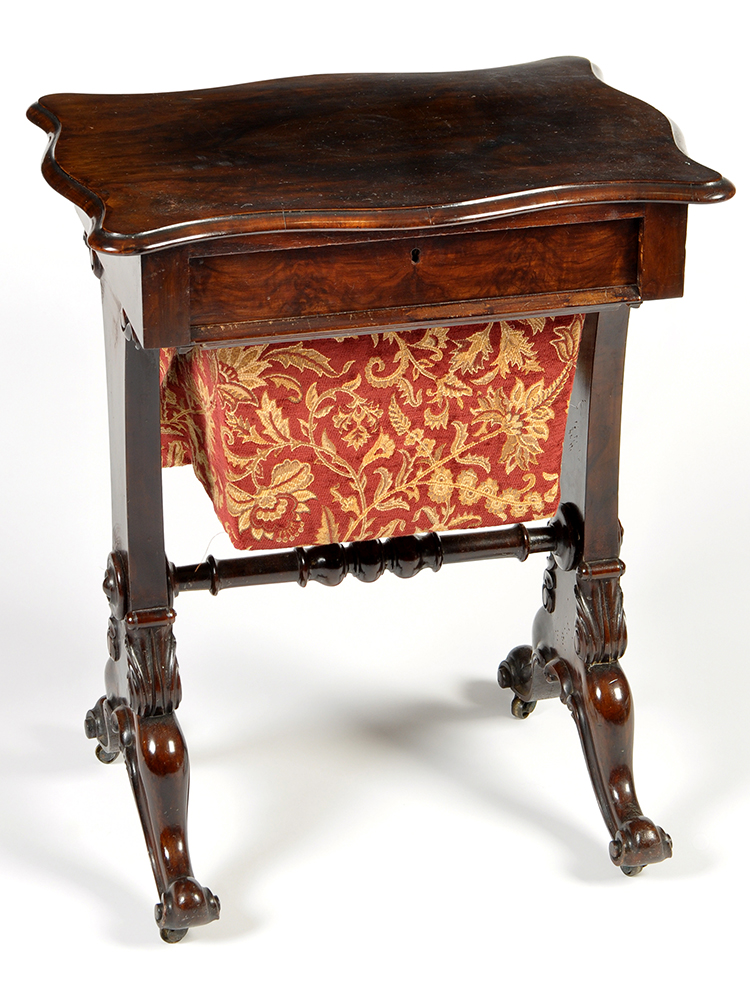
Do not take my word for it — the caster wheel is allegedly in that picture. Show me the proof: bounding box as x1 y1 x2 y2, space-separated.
620 865 644 877
511 696 537 719
160 927 188 943
94 744 120 764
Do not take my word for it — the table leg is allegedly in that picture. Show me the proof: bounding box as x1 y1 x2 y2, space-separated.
499 306 672 872
84 287 219 940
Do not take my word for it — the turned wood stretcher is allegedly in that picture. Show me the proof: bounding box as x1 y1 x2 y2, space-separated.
28 56 734 942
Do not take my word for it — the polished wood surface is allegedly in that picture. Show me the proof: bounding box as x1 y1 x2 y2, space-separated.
524 309 671 874
189 218 638 325
29 59 733 350
28 57 733 254
170 524 559 594
28 59 732 940
71 200 691 350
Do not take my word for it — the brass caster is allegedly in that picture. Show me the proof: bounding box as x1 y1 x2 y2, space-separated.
620 865 644 877
511 696 537 719
160 927 188 943
85 697 122 763
94 744 120 764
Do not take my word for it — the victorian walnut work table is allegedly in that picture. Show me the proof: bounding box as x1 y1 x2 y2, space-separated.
28 57 733 942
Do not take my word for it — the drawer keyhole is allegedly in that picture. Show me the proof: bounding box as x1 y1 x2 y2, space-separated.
411 248 421 264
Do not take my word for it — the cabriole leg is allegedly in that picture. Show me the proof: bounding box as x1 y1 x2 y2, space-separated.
499 306 672 873
532 554 672 873
85 288 219 941
86 576 220 940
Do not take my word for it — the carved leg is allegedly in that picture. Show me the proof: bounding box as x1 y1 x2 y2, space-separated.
86 556 220 940
85 289 219 940
534 555 671 872
499 307 672 873
127 711 220 942
85 703 220 941
498 553 562 719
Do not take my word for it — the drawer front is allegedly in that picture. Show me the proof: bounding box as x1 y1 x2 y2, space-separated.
189 220 639 334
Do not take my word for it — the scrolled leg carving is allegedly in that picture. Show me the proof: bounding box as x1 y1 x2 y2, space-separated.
532 551 672 873
498 642 560 718
156 880 220 943
126 713 220 942
498 555 565 717
609 817 673 875
502 309 671 873
87 551 219 941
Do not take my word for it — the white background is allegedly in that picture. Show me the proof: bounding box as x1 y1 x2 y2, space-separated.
2 2 747 980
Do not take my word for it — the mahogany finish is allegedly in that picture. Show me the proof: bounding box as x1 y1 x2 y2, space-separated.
28 58 733 941
28 57 730 254
500 309 672 871
188 219 639 327
171 524 559 595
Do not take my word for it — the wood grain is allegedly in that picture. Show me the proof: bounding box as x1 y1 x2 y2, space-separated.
28 57 733 254
189 219 639 328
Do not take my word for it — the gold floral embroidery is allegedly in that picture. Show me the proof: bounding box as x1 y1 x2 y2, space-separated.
332 389 383 450
160 316 583 550
473 379 558 474
226 459 316 543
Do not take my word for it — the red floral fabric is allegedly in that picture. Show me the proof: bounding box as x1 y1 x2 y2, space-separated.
160 315 582 550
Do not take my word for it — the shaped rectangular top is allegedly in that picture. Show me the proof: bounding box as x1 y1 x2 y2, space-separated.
28 56 733 254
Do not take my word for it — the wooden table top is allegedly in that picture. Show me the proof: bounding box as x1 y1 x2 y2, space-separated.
28 56 733 255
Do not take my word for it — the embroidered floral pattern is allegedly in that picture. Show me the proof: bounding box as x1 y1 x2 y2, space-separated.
160 315 583 550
